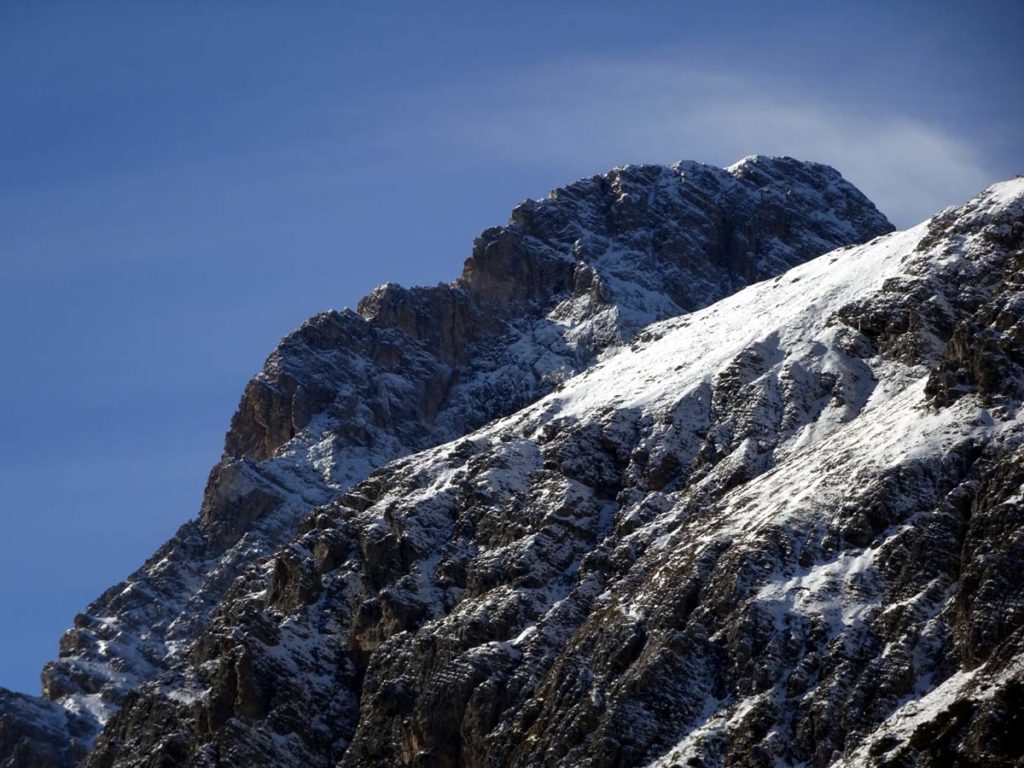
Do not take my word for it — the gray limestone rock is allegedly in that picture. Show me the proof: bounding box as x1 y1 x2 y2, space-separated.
3 156 933 767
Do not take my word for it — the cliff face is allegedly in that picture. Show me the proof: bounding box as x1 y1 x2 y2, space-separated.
76 178 1023 768
2 156 906 766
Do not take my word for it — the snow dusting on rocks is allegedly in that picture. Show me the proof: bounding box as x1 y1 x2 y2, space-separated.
7 166 1024 768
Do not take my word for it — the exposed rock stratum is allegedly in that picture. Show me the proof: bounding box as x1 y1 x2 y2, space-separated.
4 158 1022 767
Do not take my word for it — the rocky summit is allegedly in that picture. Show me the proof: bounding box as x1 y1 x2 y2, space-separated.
6 158 1023 767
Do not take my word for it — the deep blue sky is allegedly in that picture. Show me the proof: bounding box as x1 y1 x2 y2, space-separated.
1 2 1021 694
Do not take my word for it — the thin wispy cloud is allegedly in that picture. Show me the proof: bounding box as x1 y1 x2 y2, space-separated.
428 59 995 227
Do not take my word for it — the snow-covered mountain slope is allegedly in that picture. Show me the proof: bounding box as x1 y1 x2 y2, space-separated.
75 178 1024 767
0 155 891 766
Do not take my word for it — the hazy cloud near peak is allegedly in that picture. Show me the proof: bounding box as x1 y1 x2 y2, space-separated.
426 59 995 228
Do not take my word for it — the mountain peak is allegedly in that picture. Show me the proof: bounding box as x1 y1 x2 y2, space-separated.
78 174 1023 768
0 157 903 767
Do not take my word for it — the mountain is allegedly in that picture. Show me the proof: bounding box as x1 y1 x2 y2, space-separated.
81 175 1024 768
5 154 965 767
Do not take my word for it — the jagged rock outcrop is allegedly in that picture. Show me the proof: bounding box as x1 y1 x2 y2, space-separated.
0 692 87 768
0 155 891 767
67 179 1024 768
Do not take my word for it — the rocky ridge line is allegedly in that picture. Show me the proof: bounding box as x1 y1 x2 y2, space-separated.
0 156 893 767
83 178 1024 767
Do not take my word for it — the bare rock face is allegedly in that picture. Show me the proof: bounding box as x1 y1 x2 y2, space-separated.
0 692 86 768
80 179 1024 768
0 156 899 766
